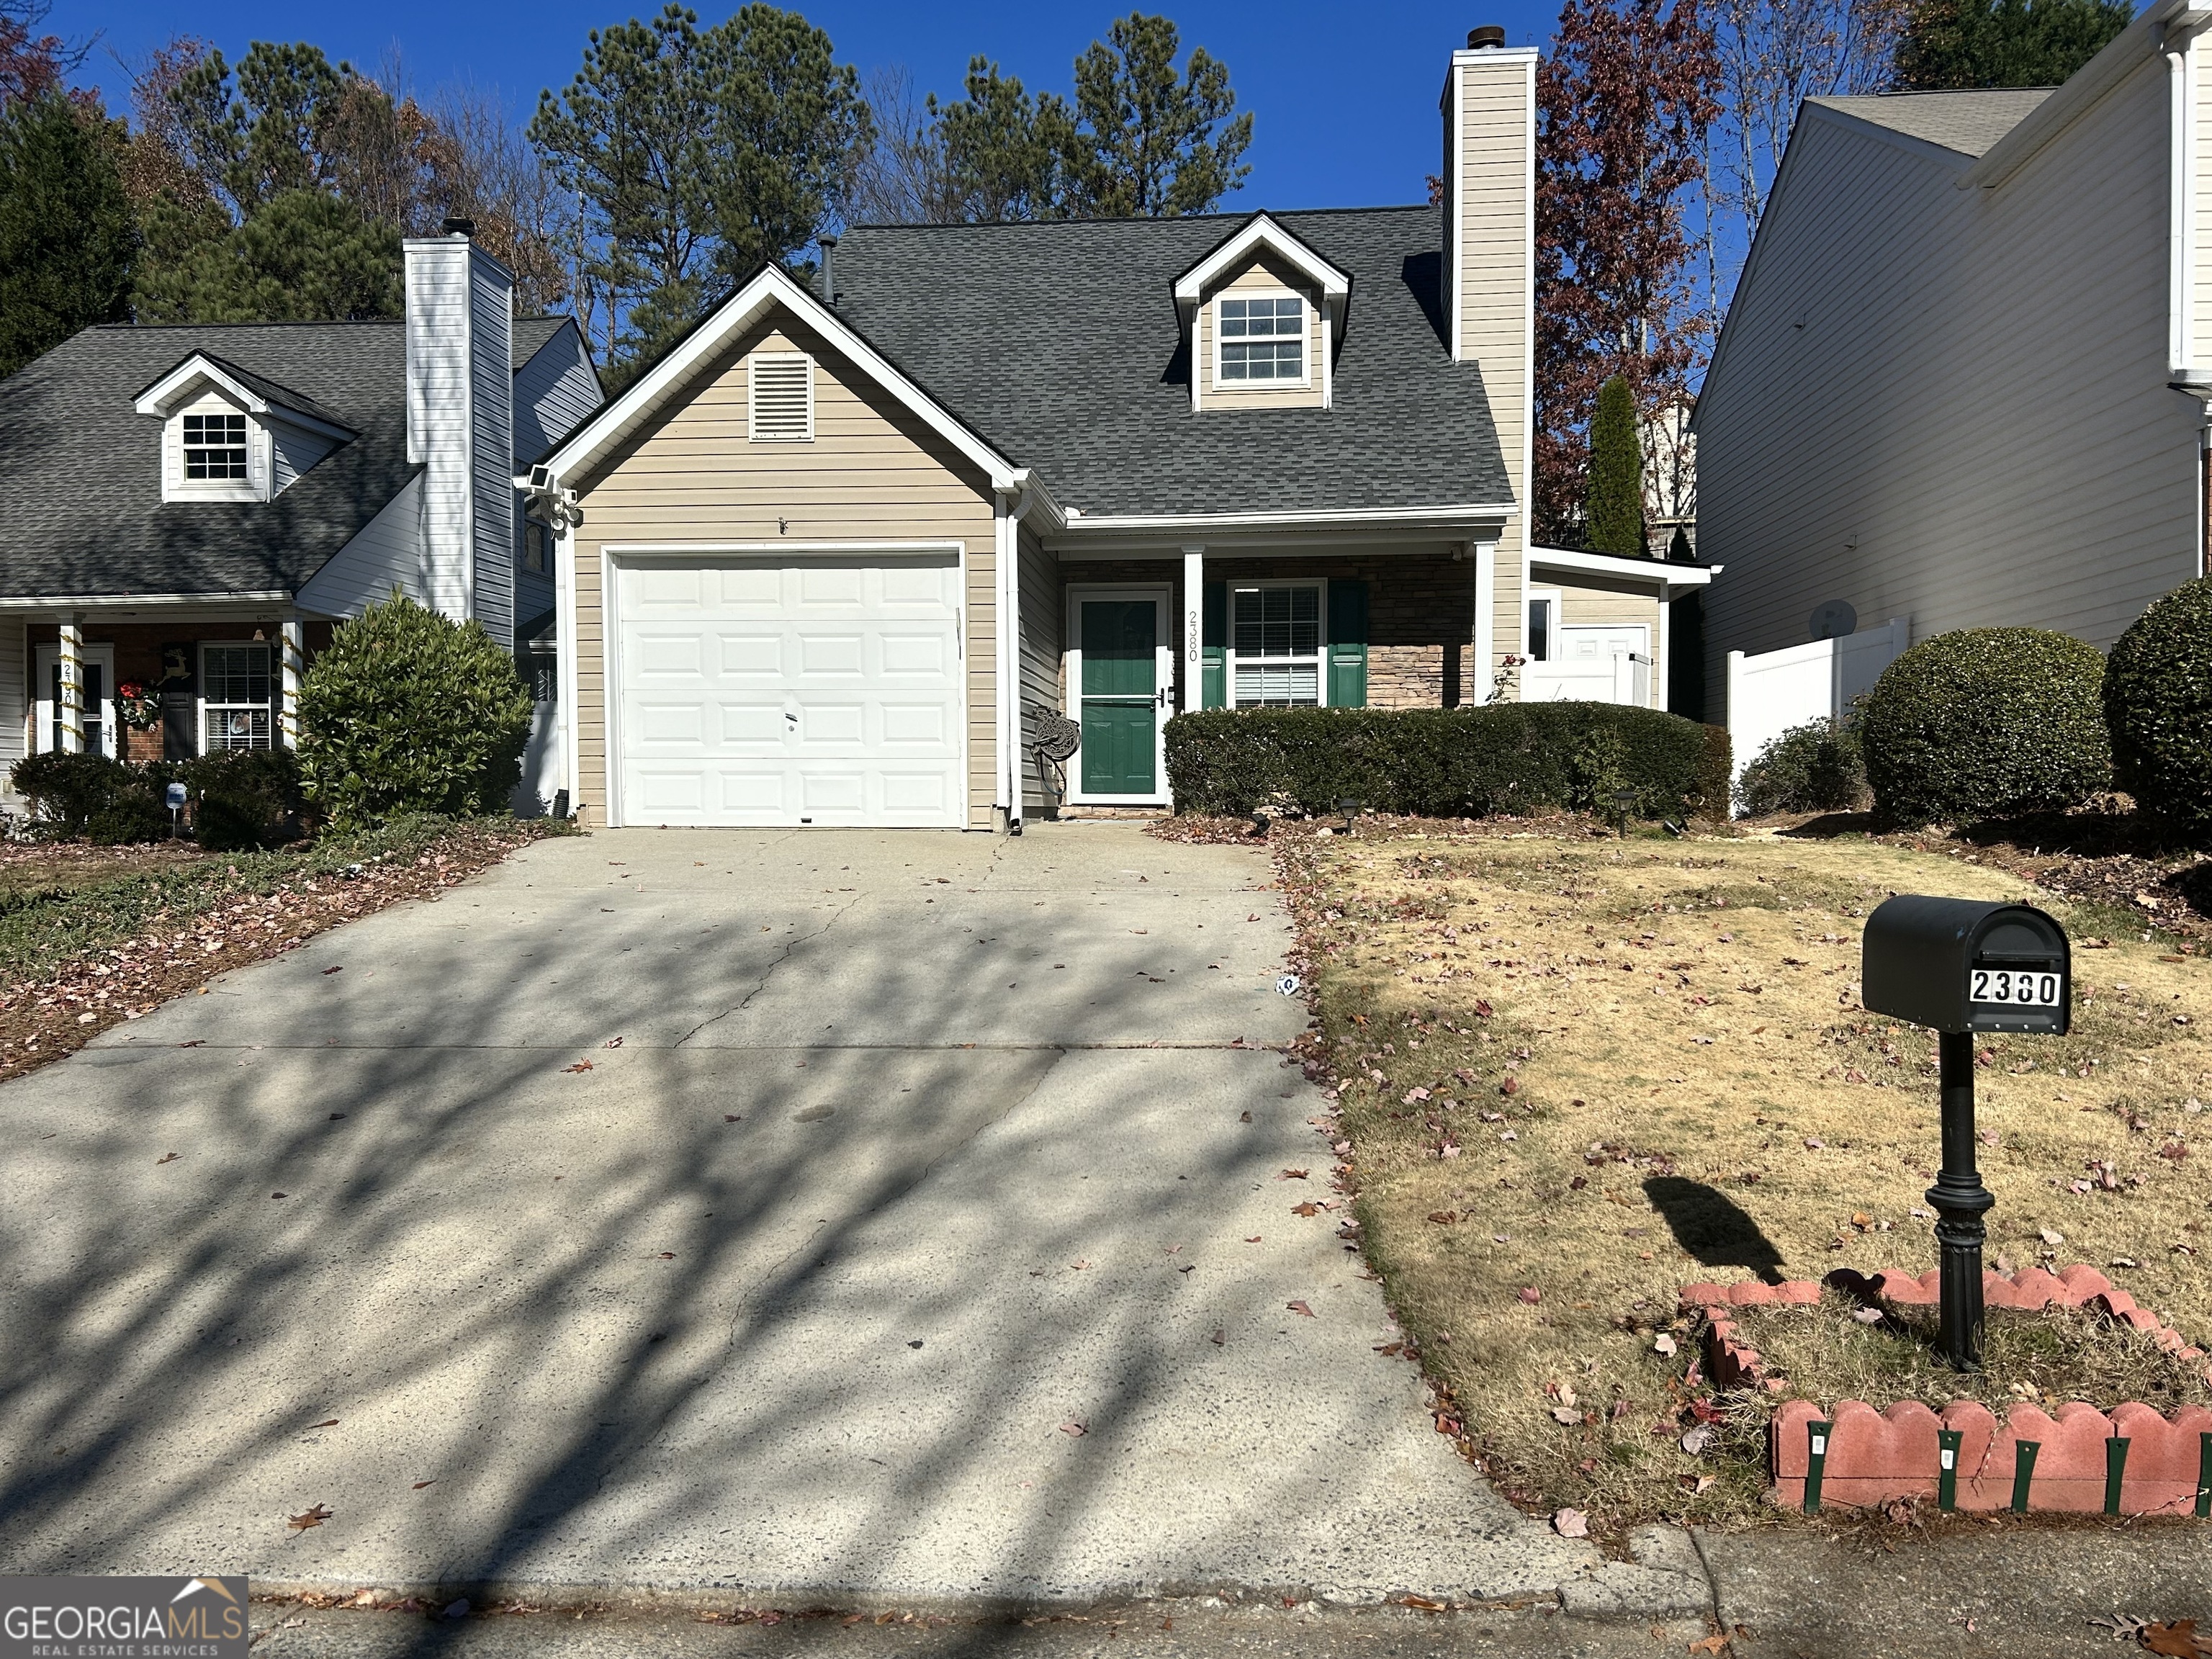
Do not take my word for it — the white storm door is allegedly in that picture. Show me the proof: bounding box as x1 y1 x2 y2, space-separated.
1557 624 1652 707
613 552 965 827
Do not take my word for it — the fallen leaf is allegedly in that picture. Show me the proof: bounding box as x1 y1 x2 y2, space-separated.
2040 1227 2065 1246
1292 1202 1321 1216
2111 1256 2141 1269
1277 1168 1309 1180
1803 1137 1825 1151
309 1419 338 1429
412 1480 435 1491
1245 1236 1262 1243
1427 1209 1458 1225
724 1114 741 1123
321 966 343 976
154 1152 179 1165
1551 1507 1589 1538
1287 1300 1316 1316
1517 1286 1542 1305
604 1035 624 1048
1654 1333 1678 1355
1211 1328 1226 1346
1852 1308 1886 1325
658 1251 675 1259
443 1599 470 1620
1689 1638 1729 1656
287 1503 333 1533
1681 1425 1714 1455
1550 1406 1580 1425
562 1061 593 1074
2142 1620 2211 1658
1058 1421 1087 1437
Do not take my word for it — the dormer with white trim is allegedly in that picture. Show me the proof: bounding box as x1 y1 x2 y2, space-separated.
1172 214 1352 413
133 352 356 504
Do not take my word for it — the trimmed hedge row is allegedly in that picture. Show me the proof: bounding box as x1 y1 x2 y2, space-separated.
2106 576 2212 833
9 748 305 849
1164 704 1727 821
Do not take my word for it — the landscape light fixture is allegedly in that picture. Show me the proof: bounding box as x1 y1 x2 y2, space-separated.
1861 896 2072 1370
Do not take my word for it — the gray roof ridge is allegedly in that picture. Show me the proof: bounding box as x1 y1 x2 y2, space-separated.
843 202 1437 233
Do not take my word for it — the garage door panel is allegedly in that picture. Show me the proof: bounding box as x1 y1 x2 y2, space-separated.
615 554 964 828
879 631 950 676
717 632 784 675
717 702 786 745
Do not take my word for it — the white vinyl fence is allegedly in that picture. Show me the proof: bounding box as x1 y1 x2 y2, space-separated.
511 701 562 817
1521 650 1652 707
1725 618 1910 802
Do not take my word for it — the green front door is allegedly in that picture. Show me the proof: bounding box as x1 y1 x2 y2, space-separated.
1079 598 1159 795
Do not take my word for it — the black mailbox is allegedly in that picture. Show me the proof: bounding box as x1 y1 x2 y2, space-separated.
1862 895 2070 1037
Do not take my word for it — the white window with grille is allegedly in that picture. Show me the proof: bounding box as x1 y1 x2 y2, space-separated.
201 643 274 751
748 352 814 442
1232 583 1323 707
1217 295 1305 383
184 412 249 479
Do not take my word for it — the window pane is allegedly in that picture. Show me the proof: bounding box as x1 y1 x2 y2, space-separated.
1221 344 1249 379
1528 600 1552 662
204 644 272 704
1233 586 1321 657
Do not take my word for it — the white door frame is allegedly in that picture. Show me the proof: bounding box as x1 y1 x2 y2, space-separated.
32 642 118 757
600 540 969 830
1064 583 1172 806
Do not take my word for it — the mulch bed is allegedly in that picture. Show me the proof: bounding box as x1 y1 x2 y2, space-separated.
0 818 566 1086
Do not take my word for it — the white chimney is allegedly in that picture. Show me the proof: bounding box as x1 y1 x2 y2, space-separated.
405 219 516 645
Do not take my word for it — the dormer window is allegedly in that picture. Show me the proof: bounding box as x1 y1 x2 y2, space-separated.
184 413 249 480
1219 296 1304 382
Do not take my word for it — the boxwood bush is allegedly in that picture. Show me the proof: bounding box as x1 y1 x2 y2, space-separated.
1735 717 1866 817
1858 627 2109 827
1163 703 1725 821
9 752 162 842
297 593 533 828
2105 577 2212 835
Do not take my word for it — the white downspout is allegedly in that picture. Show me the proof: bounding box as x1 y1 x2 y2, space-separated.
555 516 580 817
2169 23 2195 377
995 474 1039 833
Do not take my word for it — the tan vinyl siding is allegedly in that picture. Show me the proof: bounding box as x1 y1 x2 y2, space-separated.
1696 66 2192 716
1554 571 1665 691
1199 254 1325 409
1452 52 1535 686
566 313 999 828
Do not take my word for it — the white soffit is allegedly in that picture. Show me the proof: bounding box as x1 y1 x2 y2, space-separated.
1171 213 1353 337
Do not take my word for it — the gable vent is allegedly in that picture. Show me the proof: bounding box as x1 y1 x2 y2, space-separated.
749 352 814 442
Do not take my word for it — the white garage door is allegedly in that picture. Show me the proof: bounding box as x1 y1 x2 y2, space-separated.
613 553 965 827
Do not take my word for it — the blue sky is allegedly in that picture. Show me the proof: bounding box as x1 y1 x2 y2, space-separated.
58 0 1563 213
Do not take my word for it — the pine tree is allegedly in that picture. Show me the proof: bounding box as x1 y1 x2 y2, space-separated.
134 187 401 323
0 92 135 377
1893 0 2130 90
1586 375 1645 555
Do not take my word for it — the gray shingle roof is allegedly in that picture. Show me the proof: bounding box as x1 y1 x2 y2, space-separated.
154 351 356 433
513 315 572 369
832 207 1509 518
0 321 416 599
1809 88 2053 158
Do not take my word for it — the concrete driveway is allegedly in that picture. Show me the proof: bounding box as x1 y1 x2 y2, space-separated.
0 826 1627 1609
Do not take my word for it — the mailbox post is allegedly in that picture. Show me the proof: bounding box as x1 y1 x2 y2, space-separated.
1862 896 2071 1370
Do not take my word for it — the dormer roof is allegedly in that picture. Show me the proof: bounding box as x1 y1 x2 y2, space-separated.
132 350 357 441
1171 212 1353 342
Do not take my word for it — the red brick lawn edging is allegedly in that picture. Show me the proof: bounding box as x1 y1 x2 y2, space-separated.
1676 1270 2212 1517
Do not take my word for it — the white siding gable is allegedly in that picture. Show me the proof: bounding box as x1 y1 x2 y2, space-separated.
513 324 601 464
297 474 429 616
268 415 339 495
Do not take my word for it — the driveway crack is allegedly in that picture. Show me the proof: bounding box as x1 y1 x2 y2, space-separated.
672 887 868 1048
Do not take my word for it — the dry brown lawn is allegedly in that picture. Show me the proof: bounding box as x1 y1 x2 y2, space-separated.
1286 824 2212 1527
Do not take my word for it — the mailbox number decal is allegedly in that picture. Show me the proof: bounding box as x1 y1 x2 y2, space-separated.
1969 968 2062 1007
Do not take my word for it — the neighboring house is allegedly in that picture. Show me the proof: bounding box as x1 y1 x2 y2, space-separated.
0 220 601 807
1694 0 2212 719
525 29 1717 832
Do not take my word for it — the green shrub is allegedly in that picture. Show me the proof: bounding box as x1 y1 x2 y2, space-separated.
1736 718 1866 816
1163 703 1714 820
174 749 305 850
1859 627 2109 827
2105 577 2212 836
1695 721 1732 822
297 593 533 827
9 752 163 842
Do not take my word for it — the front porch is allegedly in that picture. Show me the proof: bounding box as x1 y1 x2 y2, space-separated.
2 610 328 791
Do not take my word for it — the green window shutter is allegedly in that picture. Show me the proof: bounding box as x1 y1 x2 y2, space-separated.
1327 580 1369 708
1202 581 1228 709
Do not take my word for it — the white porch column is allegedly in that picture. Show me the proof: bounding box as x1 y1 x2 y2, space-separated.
1181 544 1205 711
57 618 84 754
1471 539 1498 702
279 616 305 746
